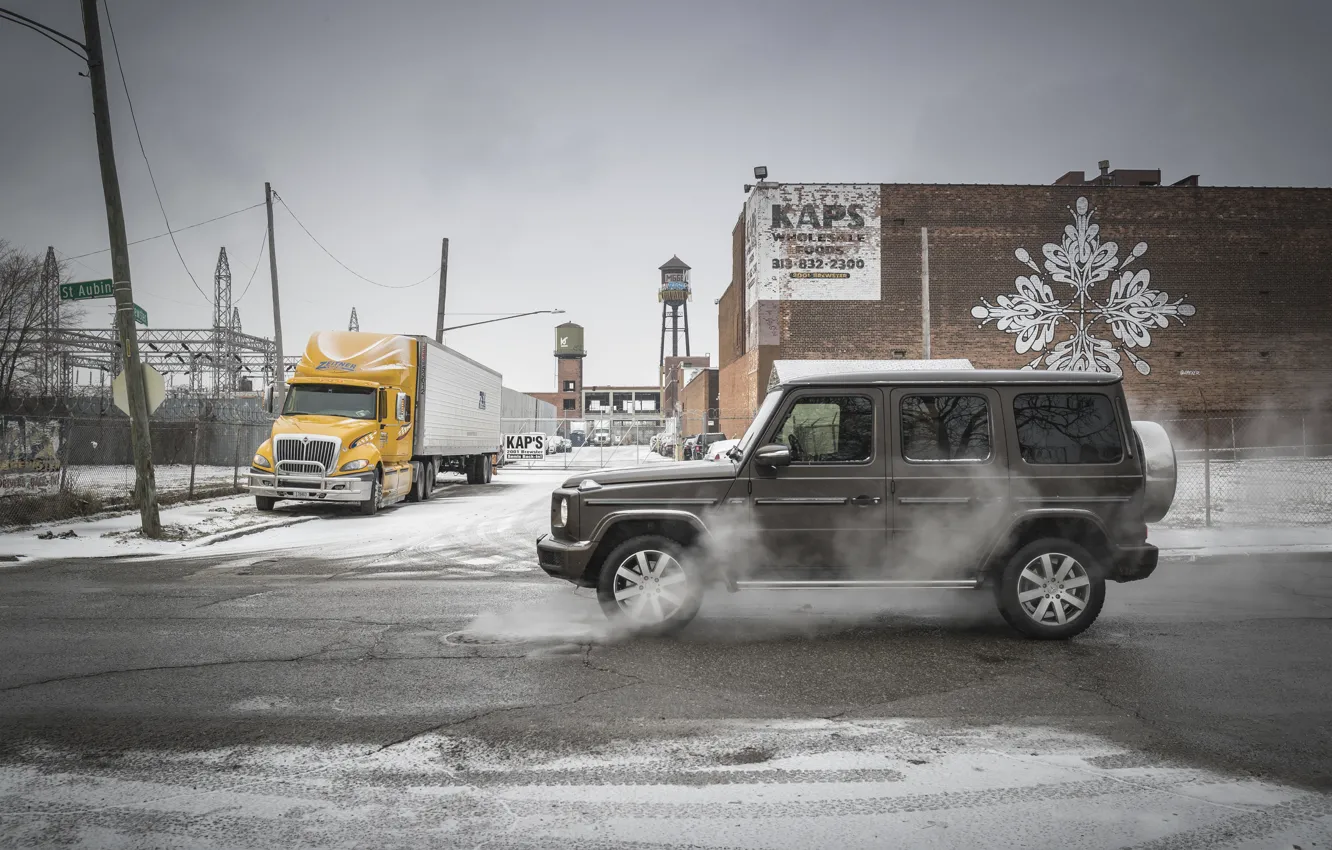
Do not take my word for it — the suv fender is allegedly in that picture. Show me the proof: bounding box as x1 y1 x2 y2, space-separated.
980 508 1113 581
583 509 714 585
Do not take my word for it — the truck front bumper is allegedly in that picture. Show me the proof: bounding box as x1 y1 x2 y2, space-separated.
536 533 598 587
244 468 374 502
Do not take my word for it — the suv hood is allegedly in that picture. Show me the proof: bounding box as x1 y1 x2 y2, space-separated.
562 460 735 489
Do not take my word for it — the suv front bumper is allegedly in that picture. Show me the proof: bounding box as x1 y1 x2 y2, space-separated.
536 533 597 587
244 468 374 502
1111 543 1159 583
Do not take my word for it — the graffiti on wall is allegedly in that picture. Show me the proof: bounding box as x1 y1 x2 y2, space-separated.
0 417 62 496
971 197 1196 375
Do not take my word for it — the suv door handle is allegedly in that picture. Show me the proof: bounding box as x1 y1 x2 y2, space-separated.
851 495 882 507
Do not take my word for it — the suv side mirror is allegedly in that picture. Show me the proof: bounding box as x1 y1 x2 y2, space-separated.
754 444 791 468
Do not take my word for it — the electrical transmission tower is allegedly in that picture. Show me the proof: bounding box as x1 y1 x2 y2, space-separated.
38 247 63 396
212 248 233 396
348 307 359 332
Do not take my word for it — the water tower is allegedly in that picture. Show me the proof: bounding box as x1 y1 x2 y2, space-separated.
658 255 691 378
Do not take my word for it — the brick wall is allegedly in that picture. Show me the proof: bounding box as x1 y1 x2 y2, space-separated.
731 183 1332 419
680 368 718 437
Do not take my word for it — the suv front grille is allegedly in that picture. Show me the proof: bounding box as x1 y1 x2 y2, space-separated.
274 435 339 474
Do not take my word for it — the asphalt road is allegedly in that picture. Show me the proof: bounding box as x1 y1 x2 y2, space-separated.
2 470 1331 848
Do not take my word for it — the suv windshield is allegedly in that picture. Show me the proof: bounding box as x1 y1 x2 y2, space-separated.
733 389 784 457
283 384 376 420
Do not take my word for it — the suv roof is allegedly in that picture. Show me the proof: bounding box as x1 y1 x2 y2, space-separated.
781 368 1121 389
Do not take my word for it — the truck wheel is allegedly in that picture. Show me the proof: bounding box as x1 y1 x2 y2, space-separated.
255 496 277 512
996 538 1105 640
482 455 493 483
464 456 478 485
421 462 435 501
406 461 423 503
596 535 703 636
358 471 381 516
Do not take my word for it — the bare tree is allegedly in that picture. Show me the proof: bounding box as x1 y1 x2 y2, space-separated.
0 241 80 405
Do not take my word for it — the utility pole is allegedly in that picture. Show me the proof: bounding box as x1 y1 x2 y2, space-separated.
434 237 449 343
265 182 285 413
81 0 160 536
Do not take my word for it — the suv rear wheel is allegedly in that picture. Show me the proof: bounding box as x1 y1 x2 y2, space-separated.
596 535 703 636
996 538 1106 640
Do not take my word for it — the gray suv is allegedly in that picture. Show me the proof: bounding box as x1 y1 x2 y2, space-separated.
536 369 1175 640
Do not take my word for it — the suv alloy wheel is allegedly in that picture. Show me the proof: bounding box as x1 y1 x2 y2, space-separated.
596 535 703 635
996 538 1106 639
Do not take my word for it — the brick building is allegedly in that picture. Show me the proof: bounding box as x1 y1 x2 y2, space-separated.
718 169 1332 426
662 354 711 418
679 367 720 438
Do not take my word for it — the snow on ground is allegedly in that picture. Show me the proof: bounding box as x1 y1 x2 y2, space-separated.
2 720 1328 848
60 463 241 499
0 495 310 562
1149 525 1332 557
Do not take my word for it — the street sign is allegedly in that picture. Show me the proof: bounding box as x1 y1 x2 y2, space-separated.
59 279 114 301
503 433 546 461
133 304 147 326
112 364 166 417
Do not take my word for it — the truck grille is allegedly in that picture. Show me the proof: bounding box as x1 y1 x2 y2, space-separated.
274 435 339 474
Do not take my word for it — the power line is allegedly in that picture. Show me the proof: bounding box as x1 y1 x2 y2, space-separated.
102 0 211 306
235 224 268 305
272 190 438 290
65 202 264 259
0 8 88 61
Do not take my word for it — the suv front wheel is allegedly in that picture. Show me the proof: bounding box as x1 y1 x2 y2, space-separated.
596 535 703 636
996 538 1106 640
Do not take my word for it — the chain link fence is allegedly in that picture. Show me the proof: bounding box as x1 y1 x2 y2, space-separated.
1 397 275 527
1156 415 1332 528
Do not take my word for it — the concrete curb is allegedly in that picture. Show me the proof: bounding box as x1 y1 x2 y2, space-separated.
190 515 320 548
1160 548 1332 563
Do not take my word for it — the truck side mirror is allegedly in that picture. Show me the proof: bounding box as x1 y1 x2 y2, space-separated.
377 387 388 426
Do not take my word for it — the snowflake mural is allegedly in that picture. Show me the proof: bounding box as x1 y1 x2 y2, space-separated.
970 197 1196 375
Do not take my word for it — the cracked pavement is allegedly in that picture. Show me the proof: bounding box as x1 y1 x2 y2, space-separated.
2 470 1331 847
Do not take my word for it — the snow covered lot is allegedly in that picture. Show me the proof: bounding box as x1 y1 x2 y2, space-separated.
61 463 241 499
1163 457 1332 527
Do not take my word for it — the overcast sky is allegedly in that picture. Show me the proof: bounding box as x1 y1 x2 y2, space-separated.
2 0 1330 393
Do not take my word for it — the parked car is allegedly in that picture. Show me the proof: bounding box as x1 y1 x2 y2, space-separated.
681 435 700 459
704 438 741 462
556 437 572 453
536 368 1174 640
592 429 612 447
546 436 559 454
693 432 729 460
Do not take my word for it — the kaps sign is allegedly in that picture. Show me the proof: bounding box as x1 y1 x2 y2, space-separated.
503 433 546 461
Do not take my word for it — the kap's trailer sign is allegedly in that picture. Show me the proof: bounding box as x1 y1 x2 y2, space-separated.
504 433 546 461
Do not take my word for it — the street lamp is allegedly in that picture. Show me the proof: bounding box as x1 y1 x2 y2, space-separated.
441 309 564 333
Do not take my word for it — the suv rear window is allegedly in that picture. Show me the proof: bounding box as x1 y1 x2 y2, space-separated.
900 395 992 461
772 395 874 463
1013 393 1123 464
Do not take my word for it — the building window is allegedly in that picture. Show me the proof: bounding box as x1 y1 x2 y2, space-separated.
1013 393 1122 464
562 380 576 392
900 395 991 462
563 398 575 411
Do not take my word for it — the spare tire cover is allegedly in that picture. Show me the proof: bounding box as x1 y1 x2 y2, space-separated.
1132 421 1177 524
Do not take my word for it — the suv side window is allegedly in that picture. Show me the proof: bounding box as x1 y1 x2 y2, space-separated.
1014 393 1123 464
771 395 874 463
900 395 992 462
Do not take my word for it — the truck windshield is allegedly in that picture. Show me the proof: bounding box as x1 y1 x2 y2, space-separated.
282 385 376 420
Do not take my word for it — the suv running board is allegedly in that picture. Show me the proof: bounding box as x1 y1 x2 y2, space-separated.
732 579 980 590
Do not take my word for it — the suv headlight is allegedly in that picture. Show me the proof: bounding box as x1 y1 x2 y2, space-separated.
340 458 369 472
554 496 569 528
349 432 375 449
252 454 271 469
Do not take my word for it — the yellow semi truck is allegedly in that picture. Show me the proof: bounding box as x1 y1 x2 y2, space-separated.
245 331 502 515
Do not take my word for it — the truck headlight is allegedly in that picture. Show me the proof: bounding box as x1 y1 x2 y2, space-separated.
252 454 271 469
555 496 569 528
340 459 369 472
349 432 375 449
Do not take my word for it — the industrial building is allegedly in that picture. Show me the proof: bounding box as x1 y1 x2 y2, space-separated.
717 165 1332 425
526 322 663 443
